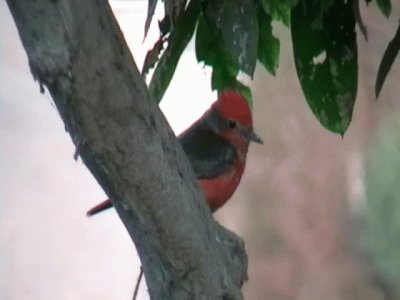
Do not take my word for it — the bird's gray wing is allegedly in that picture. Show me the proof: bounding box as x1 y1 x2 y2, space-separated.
179 127 236 179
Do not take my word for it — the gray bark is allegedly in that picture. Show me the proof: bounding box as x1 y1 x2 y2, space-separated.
6 0 247 299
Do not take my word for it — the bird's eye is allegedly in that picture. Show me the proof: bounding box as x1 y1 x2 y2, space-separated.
228 120 236 129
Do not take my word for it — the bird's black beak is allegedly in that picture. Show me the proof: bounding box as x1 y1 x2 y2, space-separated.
246 128 263 144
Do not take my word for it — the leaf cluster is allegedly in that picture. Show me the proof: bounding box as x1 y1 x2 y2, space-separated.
141 0 399 134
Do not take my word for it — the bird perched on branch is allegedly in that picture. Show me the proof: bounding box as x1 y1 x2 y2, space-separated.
87 90 263 216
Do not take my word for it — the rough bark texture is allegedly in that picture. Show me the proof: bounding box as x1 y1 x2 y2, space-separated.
6 0 247 299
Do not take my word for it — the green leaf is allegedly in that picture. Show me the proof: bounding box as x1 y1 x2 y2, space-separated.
158 17 171 38
212 67 253 105
375 20 400 98
202 0 258 76
291 0 358 134
376 0 392 18
257 8 280 76
196 13 252 103
144 0 158 39
284 0 299 7
260 0 291 27
354 0 368 41
165 0 188 26
196 15 238 77
148 0 200 103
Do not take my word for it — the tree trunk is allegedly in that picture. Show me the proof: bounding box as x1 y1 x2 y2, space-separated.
6 0 247 299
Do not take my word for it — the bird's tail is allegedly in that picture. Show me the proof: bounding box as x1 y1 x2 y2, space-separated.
87 199 113 216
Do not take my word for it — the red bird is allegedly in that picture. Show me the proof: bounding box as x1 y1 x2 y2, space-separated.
87 90 262 216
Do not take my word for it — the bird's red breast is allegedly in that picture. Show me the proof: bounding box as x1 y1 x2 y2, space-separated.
199 160 245 212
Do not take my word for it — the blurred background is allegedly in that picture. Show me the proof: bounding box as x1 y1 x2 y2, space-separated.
1 1 400 299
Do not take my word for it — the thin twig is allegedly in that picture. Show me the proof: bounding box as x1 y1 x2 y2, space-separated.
133 266 144 300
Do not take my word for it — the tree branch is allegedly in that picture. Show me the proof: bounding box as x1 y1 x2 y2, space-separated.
6 0 247 299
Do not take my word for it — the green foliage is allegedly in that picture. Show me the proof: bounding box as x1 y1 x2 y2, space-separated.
211 67 253 106
144 0 158 39
260 0 291 26
362 116 400 287
375 21 400 98
376 0 392 17
195 14 239 84
201 0 258 77
196 10 253 103
257 8 280 76
142 0 397 134
148 0 200 103
291 0 357 134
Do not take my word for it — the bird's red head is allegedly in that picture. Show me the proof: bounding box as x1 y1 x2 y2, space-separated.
211 91 263 148
214 91 253 128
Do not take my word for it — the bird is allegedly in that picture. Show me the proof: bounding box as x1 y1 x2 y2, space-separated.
87 90 263 216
